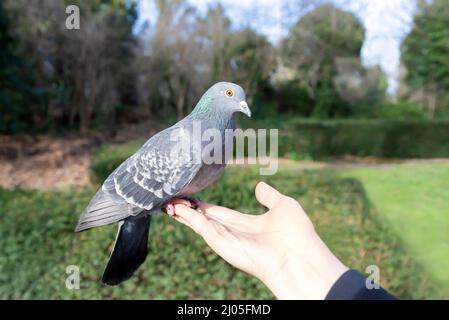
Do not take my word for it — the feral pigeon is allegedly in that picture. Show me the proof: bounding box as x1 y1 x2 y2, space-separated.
75 82 251 285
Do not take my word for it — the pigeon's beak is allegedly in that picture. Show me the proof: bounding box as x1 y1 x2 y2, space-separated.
239 101 251 117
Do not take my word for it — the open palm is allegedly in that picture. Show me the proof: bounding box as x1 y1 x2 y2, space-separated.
172 182 348 299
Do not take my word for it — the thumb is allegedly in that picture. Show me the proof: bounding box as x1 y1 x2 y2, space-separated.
255 181 282 210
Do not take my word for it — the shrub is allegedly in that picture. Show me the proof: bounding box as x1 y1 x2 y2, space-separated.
372 101 427 120
89 119 449 180
278 119 449 159
0 168 442 298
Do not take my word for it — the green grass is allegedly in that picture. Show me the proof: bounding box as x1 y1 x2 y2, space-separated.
344 163 449 296
0 165 442 299
90 139 145 184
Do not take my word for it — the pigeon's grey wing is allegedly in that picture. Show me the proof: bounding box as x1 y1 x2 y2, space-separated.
104 124 202 210
75 188 142 232
76 125 201 232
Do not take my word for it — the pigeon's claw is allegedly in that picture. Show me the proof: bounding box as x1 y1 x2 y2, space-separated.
178 196 201 210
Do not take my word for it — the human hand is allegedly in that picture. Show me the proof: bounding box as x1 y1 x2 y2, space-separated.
171 181 348 300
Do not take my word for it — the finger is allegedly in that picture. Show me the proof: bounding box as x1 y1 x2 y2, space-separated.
173 204 211 236
198 203 263 233
255 181 282 210
198 202 256 223
172 214 194 230
163 198 192 217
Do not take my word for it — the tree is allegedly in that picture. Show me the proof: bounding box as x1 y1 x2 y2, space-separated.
135 2 276 120
196 5 276 116
199 4 232 83
333 59 388 112
135 0 211 120
280 4 367 117
401 0 449 117
0 1 41 133
5 0 138 134
224 28 275 106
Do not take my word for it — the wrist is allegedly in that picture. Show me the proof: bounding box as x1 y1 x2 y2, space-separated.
262 232 349 299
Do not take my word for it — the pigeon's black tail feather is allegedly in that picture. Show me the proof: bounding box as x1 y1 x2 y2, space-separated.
102 214 151 286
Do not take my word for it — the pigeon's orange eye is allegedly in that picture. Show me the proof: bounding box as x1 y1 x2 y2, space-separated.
225 89 234 97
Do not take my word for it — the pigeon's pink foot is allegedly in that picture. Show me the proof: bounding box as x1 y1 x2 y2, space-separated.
163 198 200 216
164 203 175 216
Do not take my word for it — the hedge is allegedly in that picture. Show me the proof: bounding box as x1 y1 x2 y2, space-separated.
90 119 449 183
278 119 449 159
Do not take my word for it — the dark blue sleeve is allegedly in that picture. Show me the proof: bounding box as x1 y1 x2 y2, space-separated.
325 269 398 300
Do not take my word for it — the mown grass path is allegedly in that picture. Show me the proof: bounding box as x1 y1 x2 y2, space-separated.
343 163 449 297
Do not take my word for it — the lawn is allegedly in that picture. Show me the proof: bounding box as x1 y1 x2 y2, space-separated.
0 162 442 299
344 163 449 296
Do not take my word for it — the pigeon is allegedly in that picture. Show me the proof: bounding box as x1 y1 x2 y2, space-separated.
75 82 251 285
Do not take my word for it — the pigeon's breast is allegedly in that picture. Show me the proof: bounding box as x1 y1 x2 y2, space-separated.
181 162 226 196
178 118 235 196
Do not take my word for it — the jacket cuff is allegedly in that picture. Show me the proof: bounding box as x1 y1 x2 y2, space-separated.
325 269 398 300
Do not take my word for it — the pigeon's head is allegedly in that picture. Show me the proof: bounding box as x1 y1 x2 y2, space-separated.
200 82 251 118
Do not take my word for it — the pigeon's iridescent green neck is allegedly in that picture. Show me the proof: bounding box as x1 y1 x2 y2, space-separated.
191 93 213 118
190 91 233 130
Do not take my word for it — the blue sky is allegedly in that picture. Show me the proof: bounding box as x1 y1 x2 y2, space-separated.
137 0 417 95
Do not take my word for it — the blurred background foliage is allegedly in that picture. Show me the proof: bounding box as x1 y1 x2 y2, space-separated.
1 165 444 299
1 0 449 300
400 0 449 118
1 0 448 135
